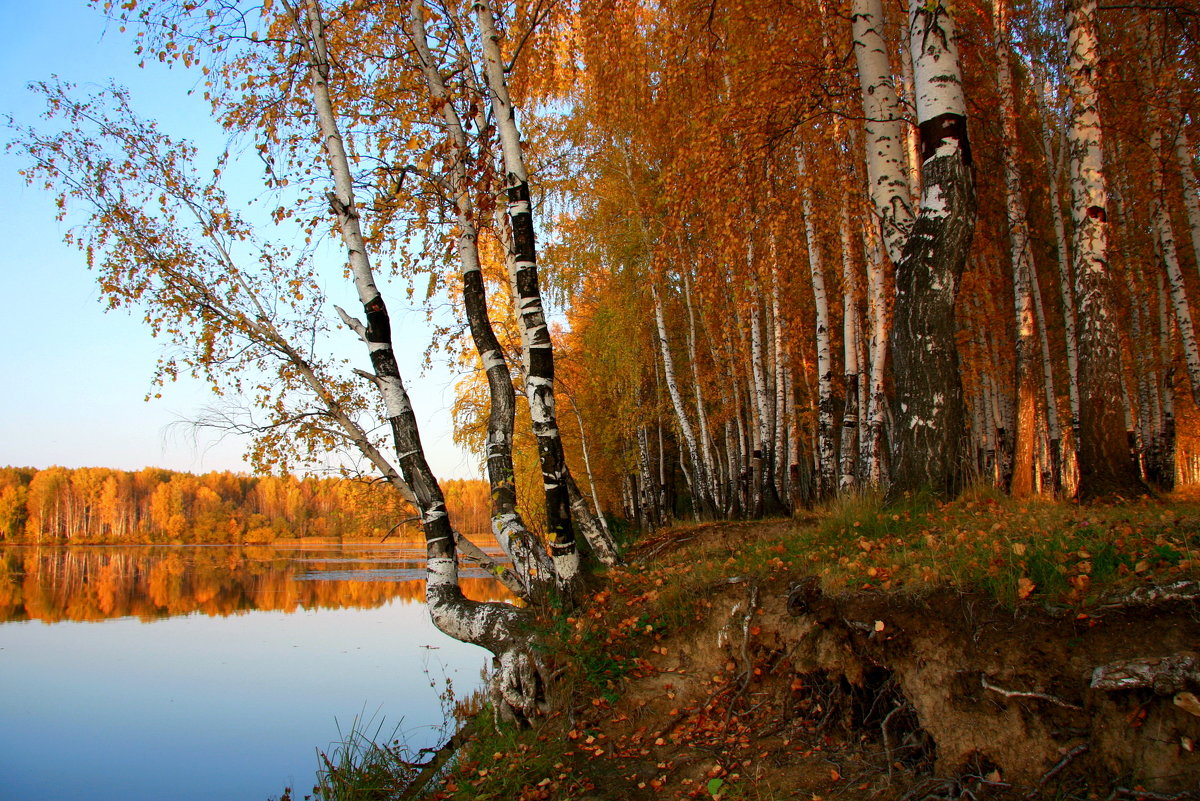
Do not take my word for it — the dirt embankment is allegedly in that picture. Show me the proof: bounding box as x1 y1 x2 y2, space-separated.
562 527 1200 801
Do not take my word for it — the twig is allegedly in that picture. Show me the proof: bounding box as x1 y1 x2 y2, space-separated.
1110 788 1200 801
1024 743 1089 799
981 676 1084 711
397 718 477 801
881 702 906 780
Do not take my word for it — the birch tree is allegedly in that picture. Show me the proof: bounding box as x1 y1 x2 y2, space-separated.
1064 0 1146 498
405 0 556 599
853 0 976 498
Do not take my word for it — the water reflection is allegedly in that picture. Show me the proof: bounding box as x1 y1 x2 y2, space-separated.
0 543 510 623
0 543 508 801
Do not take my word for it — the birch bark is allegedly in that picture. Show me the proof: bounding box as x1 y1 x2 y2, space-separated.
1166 86 1200 280
839 193 860 492
653 282 713 516
884 0 976 498
1065 0 1146 498
290 0 546 722
799 151 836 498
994 0 1039 495
1149 122 1200 407
852 0 915 264
473 0 598 580
1157 272 1177 489
407 0 554 598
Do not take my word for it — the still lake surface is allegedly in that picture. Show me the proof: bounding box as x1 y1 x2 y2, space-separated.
0 542 508 801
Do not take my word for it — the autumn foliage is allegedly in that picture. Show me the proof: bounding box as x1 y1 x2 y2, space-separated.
0 466 493 545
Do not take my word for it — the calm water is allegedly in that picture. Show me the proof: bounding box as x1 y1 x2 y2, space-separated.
0 543 508 801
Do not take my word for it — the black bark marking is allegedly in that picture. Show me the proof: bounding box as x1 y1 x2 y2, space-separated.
364 295 391 343
919 112 972 166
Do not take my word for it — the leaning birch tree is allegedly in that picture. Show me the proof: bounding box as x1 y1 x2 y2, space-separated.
405 0 556 600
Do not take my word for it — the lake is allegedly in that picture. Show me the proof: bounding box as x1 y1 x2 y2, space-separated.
0 542 508 801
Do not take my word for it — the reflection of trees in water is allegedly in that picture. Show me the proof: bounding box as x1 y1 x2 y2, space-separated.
0 546 511 623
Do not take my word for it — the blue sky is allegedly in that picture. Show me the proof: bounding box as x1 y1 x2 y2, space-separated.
0 0 478 479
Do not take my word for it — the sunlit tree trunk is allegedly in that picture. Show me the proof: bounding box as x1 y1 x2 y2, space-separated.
1065 0 1146 498
1166 85 1200 281
683 272 721 509
474 0 618 575
1033 80 1082 483
407 0 554 598
1157 271 1178 489
771 259 789 505
852 0 915 265
898 32 923 209
1149 122 1200 407
292 0 545 722
863 213 889 487
839 193 860 492
799 151 836 499
1030 262 1063 493
994 0 1039 495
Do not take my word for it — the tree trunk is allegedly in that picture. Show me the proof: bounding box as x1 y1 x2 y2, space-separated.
1065 0 1146 499
1157 271 1178 490
885 0 976 499
474 0 602 580
1150 122 1200 407
407 0 554 598
1033 79 1082 479
293 0 545 722
839 193 861 493
863 211 889 488
852 0 915 265
652 282 713 517
799 151 837 499
994 0 1040 496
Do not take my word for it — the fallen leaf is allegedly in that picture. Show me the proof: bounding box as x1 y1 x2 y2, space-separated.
874 620 885 632
1017 577 1036 600
1174 692 1200 718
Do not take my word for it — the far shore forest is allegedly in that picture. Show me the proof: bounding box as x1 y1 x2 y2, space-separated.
0 466 492 544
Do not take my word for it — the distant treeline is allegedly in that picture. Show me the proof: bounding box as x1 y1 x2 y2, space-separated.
0 466 491 543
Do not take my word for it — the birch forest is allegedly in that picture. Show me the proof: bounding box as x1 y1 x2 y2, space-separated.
14 0 1200 723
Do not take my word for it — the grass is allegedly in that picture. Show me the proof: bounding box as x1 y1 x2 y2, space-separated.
272 715 426 801
277 491 1200 801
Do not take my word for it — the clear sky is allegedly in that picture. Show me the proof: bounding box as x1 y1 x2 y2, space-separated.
0 0 480 479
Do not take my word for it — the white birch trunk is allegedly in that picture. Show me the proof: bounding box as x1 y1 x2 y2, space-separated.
839 192 860 492
293 0 547 722
1167 86 1200 281
852 0 915 264
1150 123 1200 406
1033 79 1082 464
1066 0 1144 497
799 151 837 498
1158 270 1178 488
1030 258 1063 493
653 282 711 516
898 35 922 208
407 0 555 595
863 211 889 487
683 272 721 507
772 261 789 504
474 0 601 579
